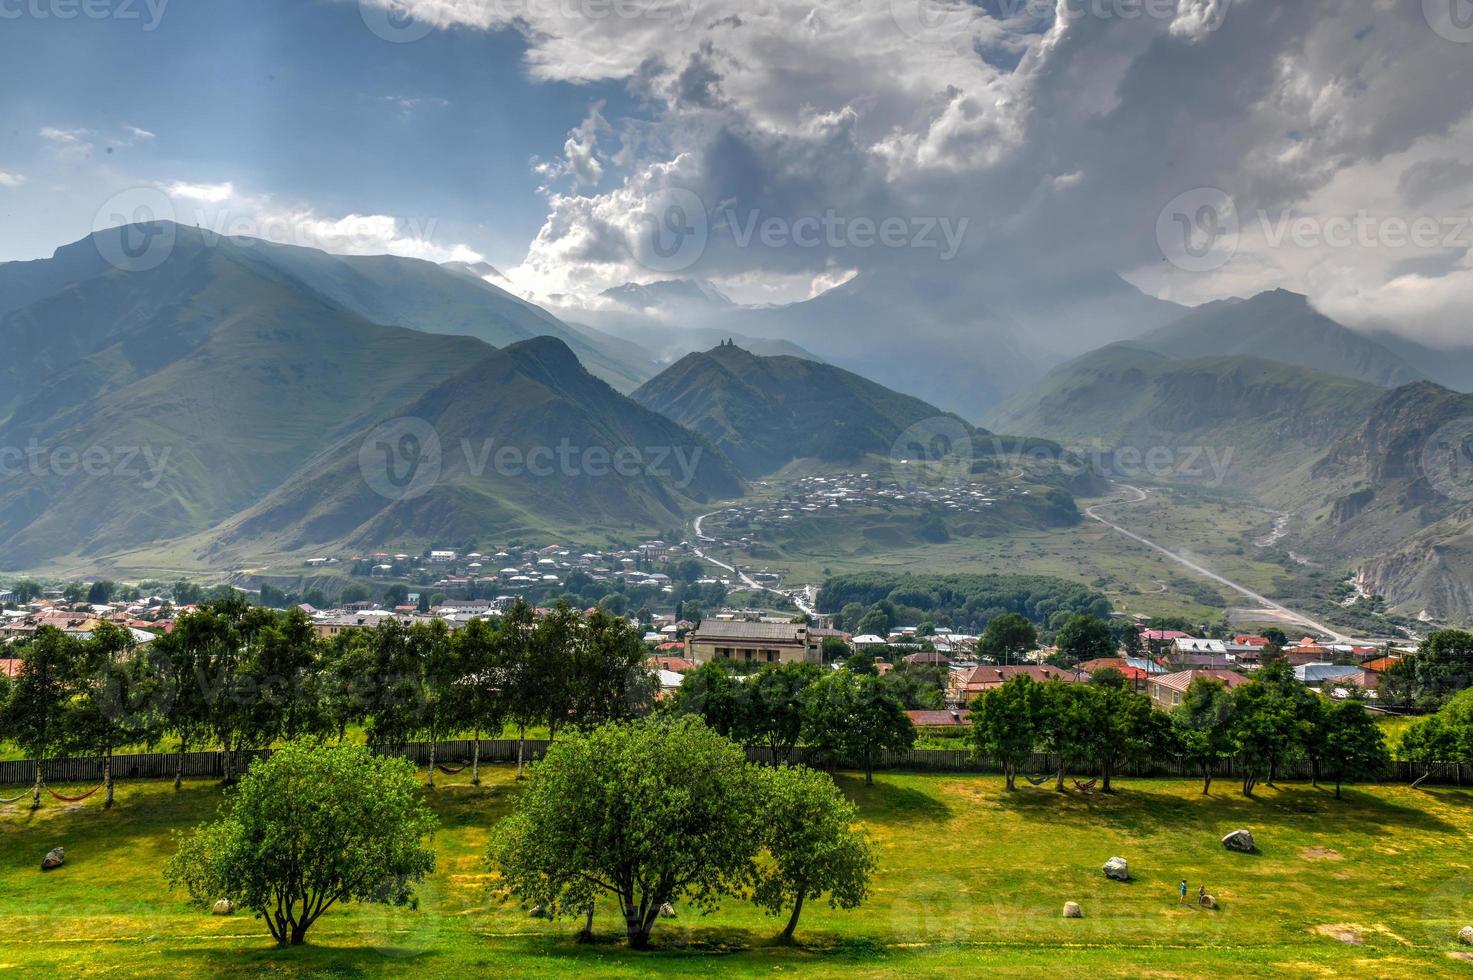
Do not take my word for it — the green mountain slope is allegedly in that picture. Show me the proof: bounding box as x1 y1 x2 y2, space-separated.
983 344 1383 490
205 337 743 557
0 240 490 567
1135 289 1424 388
631 344 967 478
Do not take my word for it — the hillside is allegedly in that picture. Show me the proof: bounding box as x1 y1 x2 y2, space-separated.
1135 289 1424 389
0 232 491 567
631 344 967 478
205 337 744 558
983 344 1383 491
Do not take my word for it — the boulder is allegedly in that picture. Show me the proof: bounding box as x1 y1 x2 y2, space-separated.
1063 901 1084 919
1200 895 1219 911
1222 829 1256 852
1459 926 1473 946
1103 856 1130 881
40 847 64 871
659 902 677 919
528 905 550 919
212 899 235 916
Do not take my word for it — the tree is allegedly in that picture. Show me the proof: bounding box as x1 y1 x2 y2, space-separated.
454 617 506 785
753 765 875 941
486 717 763 948
668 660 748 739
744 662 821 764
566 608 653 730
970 674 1042 790
979 613 1036 665
1322 697 1390 798
66 623 161 807
1088 685 1166 793
498 600 556 777
1408 630 1473 710
1053 614 1115 667
1231 661 1308 796
151 610 226 789
240 609 325 746
801 670 915 785
1173 678 1235 794
1 627 76 808
166 742 436 946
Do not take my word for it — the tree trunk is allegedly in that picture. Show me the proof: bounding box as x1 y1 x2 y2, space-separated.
290 919 310 945
1055 760 1066 793
472 729 481 786
174 741 186 791
780 887 807 941
31 758 43 810
1334 777 1343 800
1201 764 1212 795
427 737 437 788
1311 757 1321 788
1004 763 1016 791
576 902 595 943
221 736 234 784
1101 759 1113 794
104 746 114 809
516 726 526 779
1242 773 1256 797
864 749 874 786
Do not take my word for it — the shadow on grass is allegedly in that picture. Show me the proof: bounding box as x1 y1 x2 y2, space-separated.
834 774 952 823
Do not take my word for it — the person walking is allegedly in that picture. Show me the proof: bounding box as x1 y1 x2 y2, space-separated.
1179 880 1188 904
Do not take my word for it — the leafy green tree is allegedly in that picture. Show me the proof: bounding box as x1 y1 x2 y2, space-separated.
416 619 462 786
1322 697 1390 798
567 608 656 728
1053 614 1115 667
498 600 555 777
241 609 326 746
1408 630 1473 710
166 741 436 946
753 765 875 941
970 674 1043 790
486 717 763 948
979 613 1037 665
454 617 505 785
744 663 821 764
151 609 227 788
1089 685 1167 793
1173 678 1235 794
66 622 161 807
1 627 77 808
1231 661 1308 796
801 670 915 785
668 660 748 739
856 606 893 639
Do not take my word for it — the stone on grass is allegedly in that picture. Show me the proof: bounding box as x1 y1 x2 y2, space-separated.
212 899 234 916
659 903 677 918
1200 894 1219 911
1103 856 1129 881
1222 829 1256 852
40 847 64 871
1063 901 1083 918
1459 926 1473 946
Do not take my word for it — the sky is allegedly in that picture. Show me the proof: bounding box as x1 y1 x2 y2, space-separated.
2 0 1473 343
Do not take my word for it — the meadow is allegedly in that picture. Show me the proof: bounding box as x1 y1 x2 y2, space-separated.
5 768 1473 977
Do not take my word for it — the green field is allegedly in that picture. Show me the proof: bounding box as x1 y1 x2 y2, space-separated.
6 769 1473 977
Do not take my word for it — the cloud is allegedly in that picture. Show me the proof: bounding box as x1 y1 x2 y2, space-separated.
39 126 89 144
166 180 236 203
0 171 27 187
123 125 157 143
372 0 1473 346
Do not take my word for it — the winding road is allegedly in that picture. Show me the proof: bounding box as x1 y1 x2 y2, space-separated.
692 511 816 616
1084 485 1351 643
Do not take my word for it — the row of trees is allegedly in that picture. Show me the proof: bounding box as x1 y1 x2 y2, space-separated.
971 663 1390 798
667 661 916 783
0 596 654 806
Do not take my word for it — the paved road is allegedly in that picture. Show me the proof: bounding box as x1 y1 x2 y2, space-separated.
692 511 816 616
1084 485 1352 643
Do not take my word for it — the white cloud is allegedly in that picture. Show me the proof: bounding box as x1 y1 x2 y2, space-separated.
0 171 27 187
123 125 157 143
40 126 89 144
166 180 235 203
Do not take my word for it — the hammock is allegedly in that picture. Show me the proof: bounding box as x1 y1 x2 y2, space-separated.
436 762 469 775
0 791 30 805
1023 773 1051 786
1411 772 1430 789
1073 778 1098 796
47 784 104 803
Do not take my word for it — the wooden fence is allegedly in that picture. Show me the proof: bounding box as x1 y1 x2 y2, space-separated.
1 741 1466 788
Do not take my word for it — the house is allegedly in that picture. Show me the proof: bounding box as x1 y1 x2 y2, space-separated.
948 664 1089 703
1147 669 1248 710
903 651 951 667
685 620 822 666
906 709 971 729
851 634 889 647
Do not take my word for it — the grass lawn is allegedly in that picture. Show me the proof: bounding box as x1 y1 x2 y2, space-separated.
4 770 1473 978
